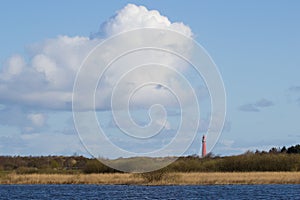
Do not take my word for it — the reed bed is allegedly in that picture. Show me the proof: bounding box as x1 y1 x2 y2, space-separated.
0 173 143 185
169 172 300 185
0 172 299 185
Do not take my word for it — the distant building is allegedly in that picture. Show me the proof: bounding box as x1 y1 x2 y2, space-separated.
202 135 206 157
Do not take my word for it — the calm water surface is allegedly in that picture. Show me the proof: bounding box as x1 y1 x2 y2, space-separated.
0 184 299 200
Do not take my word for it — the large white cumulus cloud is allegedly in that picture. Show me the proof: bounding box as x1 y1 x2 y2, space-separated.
0 36 97 109
98 4 192 37
0 4 193 110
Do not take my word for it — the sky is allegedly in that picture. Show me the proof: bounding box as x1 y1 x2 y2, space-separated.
0 1 300 157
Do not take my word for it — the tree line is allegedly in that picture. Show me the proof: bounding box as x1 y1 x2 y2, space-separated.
0 144 299 174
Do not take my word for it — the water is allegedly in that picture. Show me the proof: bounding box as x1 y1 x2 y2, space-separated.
0 184 299 200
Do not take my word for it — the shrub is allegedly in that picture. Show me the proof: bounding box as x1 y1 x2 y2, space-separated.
16 167 38 174
139 169 168 183
83 159 114 173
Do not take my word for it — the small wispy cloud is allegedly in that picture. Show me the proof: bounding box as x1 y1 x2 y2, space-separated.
254 98 274 107
289 86 300 92
238 104 260 112
219 139 234 148
238 98 274 112
288 86 300 106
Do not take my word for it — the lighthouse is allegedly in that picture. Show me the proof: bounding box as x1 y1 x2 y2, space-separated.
202 135 207 157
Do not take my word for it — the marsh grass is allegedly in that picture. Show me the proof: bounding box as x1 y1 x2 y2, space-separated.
0 172 299 185
174 172 300 185
0 173 143 185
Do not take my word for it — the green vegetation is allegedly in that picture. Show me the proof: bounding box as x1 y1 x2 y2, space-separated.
168 152 300 172
0 144 299 174
83 159 116 173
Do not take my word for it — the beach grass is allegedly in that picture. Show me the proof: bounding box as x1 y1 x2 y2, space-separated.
0 172 299 185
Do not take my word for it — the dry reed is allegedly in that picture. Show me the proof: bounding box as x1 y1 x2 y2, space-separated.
0 172 299 185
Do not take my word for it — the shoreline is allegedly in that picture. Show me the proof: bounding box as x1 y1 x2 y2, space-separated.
1 172 300 185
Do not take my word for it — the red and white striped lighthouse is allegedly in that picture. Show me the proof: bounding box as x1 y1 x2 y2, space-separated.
202 135 207 157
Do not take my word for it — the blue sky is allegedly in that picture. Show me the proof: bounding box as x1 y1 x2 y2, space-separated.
0 1 300 157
